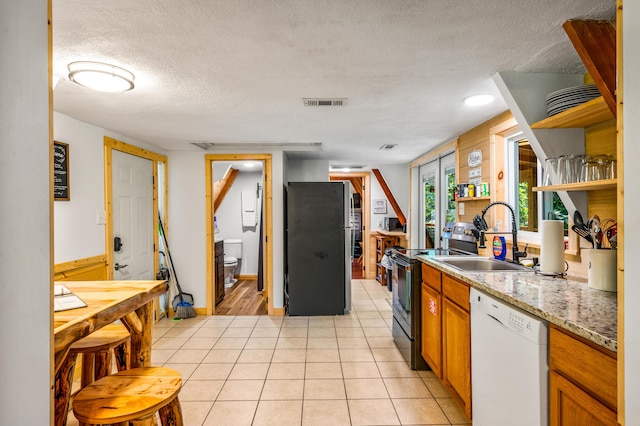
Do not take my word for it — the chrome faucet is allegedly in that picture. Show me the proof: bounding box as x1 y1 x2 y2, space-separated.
473 201 527 265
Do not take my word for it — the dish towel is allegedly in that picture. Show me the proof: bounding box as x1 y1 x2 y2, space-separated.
241 190 257 227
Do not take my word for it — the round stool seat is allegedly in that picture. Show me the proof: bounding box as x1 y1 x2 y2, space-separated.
72 366 183 425
70 323 130 352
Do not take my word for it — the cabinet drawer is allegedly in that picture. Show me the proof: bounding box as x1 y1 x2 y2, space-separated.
422 263 441 292
549 325 617 411
442 274 470 311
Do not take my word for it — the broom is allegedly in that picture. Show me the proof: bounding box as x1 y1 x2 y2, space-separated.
158 214 196 319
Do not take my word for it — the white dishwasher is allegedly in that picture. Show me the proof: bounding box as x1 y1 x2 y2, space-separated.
470 288 548 426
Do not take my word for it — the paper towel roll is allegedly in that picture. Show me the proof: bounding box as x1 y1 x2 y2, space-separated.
540 220 565 274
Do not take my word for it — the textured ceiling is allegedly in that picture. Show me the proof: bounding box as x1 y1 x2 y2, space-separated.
52 0 615 167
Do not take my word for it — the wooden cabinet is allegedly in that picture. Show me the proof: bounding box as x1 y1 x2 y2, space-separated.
549 324 617 426
420 263 471 419
421 263 442 378
421 282 441 378
441 275 471 419
373 233 401 287
214 241 225 305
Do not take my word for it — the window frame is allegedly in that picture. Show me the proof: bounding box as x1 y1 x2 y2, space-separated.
504 130 569 246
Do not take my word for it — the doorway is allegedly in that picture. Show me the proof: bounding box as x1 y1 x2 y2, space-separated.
205 154 274 316
104 136 168 283
329 172 370 280
211 160 266 316
111 150 154 280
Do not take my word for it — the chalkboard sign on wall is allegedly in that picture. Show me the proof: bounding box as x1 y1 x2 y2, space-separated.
53 141 70 201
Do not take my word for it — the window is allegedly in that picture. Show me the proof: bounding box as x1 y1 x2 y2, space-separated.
506 134 568 236
418 153 456 249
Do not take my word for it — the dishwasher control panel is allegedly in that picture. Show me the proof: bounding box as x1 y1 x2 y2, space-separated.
470 288 548 344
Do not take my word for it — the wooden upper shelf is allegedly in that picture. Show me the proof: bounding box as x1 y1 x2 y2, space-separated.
531 96 614 129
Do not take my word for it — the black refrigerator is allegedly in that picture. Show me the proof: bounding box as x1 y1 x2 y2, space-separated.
285 182 352 316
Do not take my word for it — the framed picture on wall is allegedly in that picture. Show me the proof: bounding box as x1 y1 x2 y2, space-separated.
373 199 387 214
53 141 70 201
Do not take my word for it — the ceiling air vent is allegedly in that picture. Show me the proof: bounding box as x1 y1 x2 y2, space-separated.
379 144 397 151
303 98 347 107
191 142 216 150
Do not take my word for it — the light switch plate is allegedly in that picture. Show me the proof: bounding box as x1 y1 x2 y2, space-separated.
459 202 465 216
97 209 106 225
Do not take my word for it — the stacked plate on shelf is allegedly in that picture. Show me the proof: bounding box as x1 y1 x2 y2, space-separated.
545 84 601 117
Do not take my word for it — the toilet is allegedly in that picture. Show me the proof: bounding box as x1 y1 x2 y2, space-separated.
223 239 243 288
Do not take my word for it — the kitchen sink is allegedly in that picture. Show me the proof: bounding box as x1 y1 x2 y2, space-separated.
434 257 532 272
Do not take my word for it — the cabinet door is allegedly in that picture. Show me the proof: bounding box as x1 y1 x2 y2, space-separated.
421 282 442 378
442 297 471 419
215 255 225 305
550 371 617 426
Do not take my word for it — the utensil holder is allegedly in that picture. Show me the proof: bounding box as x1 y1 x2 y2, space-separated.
587 249 617 292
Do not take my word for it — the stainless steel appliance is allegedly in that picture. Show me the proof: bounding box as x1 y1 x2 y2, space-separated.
285 182 352 315
390 222 478 369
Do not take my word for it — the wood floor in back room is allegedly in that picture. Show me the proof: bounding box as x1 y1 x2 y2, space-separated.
217 260 363 316
215 279 267 316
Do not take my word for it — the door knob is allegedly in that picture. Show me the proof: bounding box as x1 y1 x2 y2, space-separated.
114 262 128 271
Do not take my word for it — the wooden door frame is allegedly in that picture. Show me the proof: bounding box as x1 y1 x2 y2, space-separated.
104 136 168 281
329 172 371 278
205 154 274 315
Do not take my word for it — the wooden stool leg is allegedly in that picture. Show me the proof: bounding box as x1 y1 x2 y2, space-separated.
94 350 112 381
159 397 184 426
54 352 78 426
80 353 95 389
114 340 131 372
130 416 156 426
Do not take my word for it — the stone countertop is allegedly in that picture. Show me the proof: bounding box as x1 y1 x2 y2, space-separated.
416 256 618 352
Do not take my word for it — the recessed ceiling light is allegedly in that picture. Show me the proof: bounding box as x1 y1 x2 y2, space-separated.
464 94 495 106
68 61 135 92
244 162 255 168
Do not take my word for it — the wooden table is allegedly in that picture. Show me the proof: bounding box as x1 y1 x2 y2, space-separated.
54 280 168 425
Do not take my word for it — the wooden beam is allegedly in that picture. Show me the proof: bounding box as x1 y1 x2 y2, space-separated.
349 177 363 198
563 19 617 117
213 166 239 211
372 168 406 225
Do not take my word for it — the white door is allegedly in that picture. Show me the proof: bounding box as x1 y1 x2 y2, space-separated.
419 160 438 248
418 153 456 249
112 150 154 279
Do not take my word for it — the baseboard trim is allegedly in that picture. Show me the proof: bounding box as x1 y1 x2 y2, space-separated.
168 307 208 317
269 307 285 316
237 274 258 280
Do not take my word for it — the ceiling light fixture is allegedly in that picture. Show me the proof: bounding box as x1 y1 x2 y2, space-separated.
244 162 255 168
68 61 135 92
464 94 495 106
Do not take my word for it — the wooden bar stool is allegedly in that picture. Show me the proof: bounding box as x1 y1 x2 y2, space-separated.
56 323 132 426
72 366 183 426
70 323 131 389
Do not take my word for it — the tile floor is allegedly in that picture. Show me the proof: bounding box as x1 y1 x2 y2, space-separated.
66 279 471 425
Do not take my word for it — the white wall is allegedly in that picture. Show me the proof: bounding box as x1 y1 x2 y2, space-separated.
624 2 640 420
0 1 50 422
286 157 330 182
169 150 286 309
375 164 410 219
53 112 164 263
370 174 393 231
214 169 263 276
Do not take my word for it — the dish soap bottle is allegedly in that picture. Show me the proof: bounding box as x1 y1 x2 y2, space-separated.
493 236 507 261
